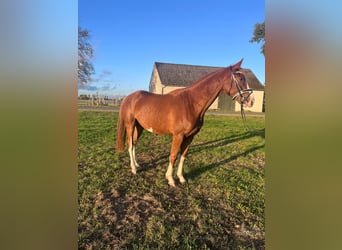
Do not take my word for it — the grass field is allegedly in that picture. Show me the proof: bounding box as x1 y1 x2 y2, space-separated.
78 110 265 249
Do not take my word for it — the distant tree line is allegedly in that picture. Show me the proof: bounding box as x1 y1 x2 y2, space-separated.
78 94 111 100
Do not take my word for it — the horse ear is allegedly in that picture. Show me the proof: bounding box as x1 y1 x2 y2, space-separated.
231 58 243 72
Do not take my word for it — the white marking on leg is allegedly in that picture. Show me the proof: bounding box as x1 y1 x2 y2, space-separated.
177 156 186 184
128 142 136 174
146 127 153 133
132 145 140 167
165 162 175 187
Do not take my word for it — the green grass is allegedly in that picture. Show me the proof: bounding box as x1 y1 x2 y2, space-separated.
78 111 265 249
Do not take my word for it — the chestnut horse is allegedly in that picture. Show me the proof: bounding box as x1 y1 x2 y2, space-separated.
116 59 254 186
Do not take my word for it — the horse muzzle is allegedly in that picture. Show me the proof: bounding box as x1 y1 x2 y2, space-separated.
232 88 254 108
243 95 255 108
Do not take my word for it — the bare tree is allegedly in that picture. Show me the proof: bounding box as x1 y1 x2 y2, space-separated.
78 27 95 86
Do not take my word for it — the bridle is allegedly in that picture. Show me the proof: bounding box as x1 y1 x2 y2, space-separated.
228 69 254 128
230 71 253 104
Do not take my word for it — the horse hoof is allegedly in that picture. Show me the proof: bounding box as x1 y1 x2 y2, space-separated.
168 181 176 187
177 175 186 184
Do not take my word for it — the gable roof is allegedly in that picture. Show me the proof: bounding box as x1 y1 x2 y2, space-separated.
154 62 264 90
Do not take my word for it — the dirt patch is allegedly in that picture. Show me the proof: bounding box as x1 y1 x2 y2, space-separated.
91 189 165 248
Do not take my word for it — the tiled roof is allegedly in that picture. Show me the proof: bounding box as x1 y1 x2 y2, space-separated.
155 62 264 90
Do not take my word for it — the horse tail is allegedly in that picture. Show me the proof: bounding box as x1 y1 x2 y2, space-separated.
115 105 126 152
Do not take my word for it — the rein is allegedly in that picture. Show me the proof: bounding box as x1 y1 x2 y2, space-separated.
230 71 253 130
240 102 248 129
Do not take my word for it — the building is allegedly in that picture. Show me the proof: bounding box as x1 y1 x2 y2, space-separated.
149 62 264 112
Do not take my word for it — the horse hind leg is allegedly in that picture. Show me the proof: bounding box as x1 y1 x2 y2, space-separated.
126 120 139 174
126 126 137 174
127 121 143 175
132 122 143 168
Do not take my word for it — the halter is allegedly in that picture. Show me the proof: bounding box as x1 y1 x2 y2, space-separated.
229 70 254 130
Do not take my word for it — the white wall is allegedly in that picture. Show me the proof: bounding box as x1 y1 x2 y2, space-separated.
235 90 264 112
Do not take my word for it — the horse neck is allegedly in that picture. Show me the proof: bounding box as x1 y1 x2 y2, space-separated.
186 68 228 117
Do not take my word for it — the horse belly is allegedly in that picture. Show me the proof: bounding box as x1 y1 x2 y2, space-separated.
136 115 172 135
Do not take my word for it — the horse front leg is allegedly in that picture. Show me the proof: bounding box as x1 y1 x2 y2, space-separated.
166 134 183 187
177 135 194 184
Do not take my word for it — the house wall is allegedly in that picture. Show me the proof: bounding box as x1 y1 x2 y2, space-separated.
218 93 236 111
161 86 181 94
149 65 162 93
234 90 264 112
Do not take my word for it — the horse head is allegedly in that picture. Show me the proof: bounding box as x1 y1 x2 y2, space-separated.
225 59 255 108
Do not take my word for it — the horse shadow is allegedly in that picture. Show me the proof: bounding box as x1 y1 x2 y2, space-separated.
137 128 265 179
185 128 264 180
186 143 264 181
190 128 264 154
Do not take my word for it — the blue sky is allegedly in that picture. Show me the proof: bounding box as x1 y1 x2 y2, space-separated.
78 0 265 97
